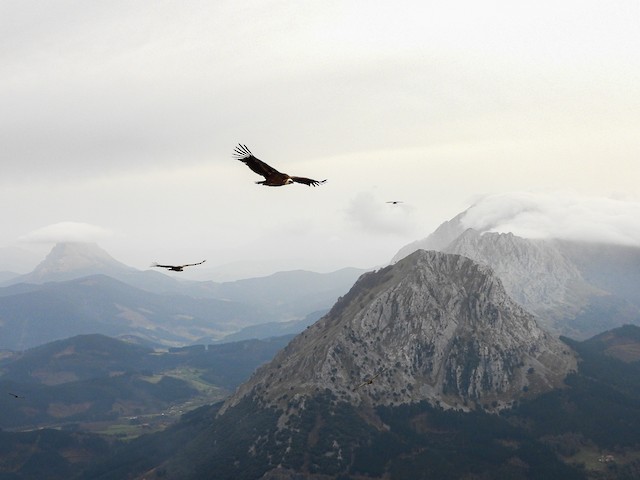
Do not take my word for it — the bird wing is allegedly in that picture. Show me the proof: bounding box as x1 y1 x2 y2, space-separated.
290 176 327 187
151 263 173 269
233 144 282 179
182 260 206 268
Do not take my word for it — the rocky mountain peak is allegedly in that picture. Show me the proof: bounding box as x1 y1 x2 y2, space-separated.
222 250 576 415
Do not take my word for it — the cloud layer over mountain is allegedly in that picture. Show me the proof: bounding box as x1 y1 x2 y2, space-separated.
19 222 115 244
460 192 640 246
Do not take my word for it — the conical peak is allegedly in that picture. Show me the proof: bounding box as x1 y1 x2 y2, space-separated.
38 242 124 270
222 250 576 414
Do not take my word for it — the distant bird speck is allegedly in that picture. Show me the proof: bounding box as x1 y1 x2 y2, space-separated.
151 260 206 272
386 201 403 205
233 144 327 187
354 370 384 390
7 392 25 399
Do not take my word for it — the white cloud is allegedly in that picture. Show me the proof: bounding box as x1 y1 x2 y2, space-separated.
19 222 115 244
460 192 640 246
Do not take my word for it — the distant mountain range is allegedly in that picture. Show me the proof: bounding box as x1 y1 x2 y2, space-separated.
0 242 367 350
392 211 640 339
206 309 328 344
0 274 265 350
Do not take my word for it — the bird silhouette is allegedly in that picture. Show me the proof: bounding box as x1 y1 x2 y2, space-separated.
354 370 384 390
7 392 25 399
234 144 326 187
151 260 206 272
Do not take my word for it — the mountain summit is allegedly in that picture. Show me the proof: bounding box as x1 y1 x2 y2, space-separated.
223 250 576 414
17 242 134 283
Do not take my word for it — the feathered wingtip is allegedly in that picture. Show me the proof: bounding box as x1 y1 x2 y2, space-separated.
233 144 253 160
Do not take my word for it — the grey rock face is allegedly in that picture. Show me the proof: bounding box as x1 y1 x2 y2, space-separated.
443 230 601 332
222 250 576 414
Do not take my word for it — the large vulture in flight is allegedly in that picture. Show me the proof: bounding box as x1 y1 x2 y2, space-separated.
233 144 326 187
151 260 206 272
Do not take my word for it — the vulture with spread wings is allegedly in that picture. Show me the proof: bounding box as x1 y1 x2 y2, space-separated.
151 260 206 272
233 144 326 187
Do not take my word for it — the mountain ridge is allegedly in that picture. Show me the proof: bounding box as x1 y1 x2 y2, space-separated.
0 243 367 350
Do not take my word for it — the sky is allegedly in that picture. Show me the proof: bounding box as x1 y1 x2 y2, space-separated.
1 0 639 279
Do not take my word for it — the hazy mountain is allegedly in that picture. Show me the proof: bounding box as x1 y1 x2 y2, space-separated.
0 243 367 349
2 242 366 323
77 259 640 480
393 215 640 339
4 242 190 294
0 275 269 350
199 267 367 319
175 259 311 282
209 309 328 344
0 270 20 282
554 240 640 307
16 242 135 282
5 243 366 307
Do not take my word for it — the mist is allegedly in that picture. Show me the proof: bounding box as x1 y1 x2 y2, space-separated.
460 192 640 246
18 221 115 244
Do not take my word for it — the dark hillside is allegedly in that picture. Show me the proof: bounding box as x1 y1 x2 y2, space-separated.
0 334 293 431
0 429 111 480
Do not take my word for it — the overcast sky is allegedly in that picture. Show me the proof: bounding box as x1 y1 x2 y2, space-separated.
2 1 639 278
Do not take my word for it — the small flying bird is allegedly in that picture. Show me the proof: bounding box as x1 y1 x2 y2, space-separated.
233 144 326 187
354 370 384 390
386 201 403 205
151 260 206 272
7 392 25 399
